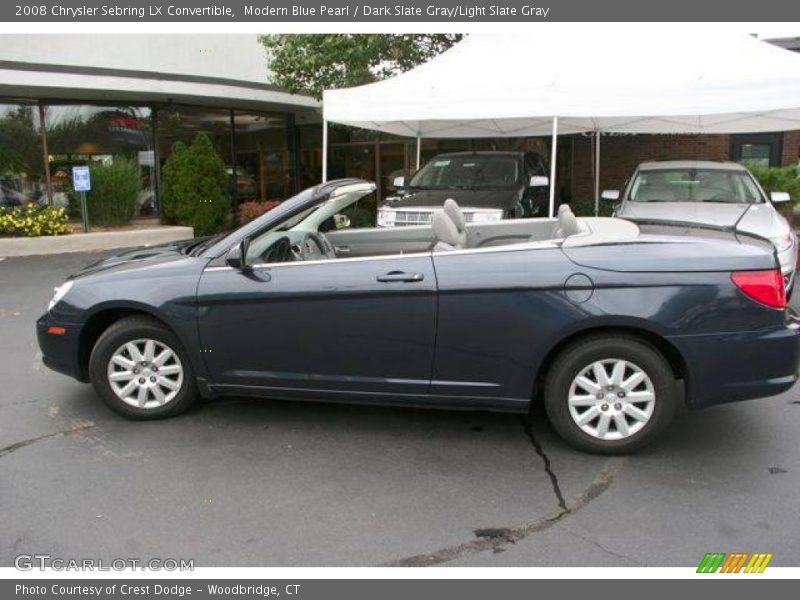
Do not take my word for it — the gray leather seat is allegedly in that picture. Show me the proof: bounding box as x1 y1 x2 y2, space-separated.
432 210 464 252
443 198 468 248
551 204 588 238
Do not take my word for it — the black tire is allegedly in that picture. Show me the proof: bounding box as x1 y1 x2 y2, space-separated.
543 334 677 454
89 315 198 420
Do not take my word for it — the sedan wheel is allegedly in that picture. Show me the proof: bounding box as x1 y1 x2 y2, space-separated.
89 315 197 420
107 338 184 410
544 335 676 454
567 359 656 441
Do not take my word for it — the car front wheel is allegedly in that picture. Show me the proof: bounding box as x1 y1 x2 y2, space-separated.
89 316 198 419
543 335 677 454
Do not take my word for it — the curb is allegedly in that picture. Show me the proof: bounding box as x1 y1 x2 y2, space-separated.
0 226 195 257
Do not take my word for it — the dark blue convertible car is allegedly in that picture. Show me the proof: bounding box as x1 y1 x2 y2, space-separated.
37 179 800 453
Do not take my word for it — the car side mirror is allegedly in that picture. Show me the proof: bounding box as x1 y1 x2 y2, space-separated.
392 176 405 190
333 213 351 230
529 176 549 188
602 190 620 201
770 191 792 204
226 238 250 271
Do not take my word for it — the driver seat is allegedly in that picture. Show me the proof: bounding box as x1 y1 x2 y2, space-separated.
443 198 468 247
432 210 464 252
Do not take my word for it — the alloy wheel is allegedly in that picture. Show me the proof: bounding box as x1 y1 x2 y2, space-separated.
107 338 184 409
567 358 656 441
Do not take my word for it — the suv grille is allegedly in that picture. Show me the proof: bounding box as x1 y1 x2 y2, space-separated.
393 209 477 226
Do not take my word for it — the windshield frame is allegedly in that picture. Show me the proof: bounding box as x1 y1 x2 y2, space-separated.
623 167 767 205
201 179 374 260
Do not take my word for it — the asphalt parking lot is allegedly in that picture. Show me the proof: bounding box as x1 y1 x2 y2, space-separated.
1 251 799 568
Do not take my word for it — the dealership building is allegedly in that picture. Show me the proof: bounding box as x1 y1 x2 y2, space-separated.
1 34 799 219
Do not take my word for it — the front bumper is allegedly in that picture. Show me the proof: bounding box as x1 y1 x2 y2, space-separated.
36 313 85 382
668 318 800 409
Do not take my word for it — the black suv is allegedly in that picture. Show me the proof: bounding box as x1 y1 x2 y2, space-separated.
377 151 551 227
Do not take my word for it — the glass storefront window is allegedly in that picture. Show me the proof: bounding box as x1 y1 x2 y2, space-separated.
233 111 291 203
156 105 234 202
0 102 46 208
43 104 155 217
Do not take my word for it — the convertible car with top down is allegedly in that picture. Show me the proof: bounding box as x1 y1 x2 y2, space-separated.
37 179 800 453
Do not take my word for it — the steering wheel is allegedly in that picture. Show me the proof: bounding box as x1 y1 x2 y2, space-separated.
260 236 294 264
291 231 336 261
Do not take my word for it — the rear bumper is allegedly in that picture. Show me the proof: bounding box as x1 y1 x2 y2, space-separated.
36 313 85 382
668 319 800 409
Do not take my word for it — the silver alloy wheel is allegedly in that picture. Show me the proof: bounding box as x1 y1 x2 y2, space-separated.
567 358 656 441
107 338 184 410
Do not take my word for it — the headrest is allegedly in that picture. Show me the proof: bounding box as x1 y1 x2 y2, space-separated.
558 205 584 237
443 198 466 231
432 210 460 247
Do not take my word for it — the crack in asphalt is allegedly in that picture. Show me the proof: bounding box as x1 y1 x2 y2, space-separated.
560 524 644 566
0 423 97 459
521 416 568 512
382 418 625 567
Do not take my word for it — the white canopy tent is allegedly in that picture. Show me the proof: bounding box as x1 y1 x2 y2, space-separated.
323 28 800 216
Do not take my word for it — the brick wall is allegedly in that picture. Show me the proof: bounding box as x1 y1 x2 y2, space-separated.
571 130 800 200
783 130 800 166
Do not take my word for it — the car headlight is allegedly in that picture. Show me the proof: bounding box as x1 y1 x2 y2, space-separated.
48 281 73 311
770 233 795 253
469 210 504 224
377 208 396 227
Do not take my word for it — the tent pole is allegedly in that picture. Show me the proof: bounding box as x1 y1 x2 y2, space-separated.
416 136 421 171
322 120 328 183
548 117 558 218
594 131 601 216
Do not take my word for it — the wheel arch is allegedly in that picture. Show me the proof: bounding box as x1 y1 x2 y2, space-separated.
532 324 689 405
77 304 181 382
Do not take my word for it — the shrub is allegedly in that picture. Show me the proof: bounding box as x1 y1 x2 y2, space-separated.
746 163 800 203
238 200 280 225
161 134 230 235
569 197 615 217
0 204 70 237
84 158 140 226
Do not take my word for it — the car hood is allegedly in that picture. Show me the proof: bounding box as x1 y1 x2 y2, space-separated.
617 201 789 238
383 188 519 210
70 236 205 279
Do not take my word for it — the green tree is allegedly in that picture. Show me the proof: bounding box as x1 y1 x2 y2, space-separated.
260 34 463 100
161 133 230 236
0 106 43 178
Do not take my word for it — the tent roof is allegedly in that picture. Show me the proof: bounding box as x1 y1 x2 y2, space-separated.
323 29 800 137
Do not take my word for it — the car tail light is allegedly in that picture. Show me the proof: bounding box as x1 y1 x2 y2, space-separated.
731 269 786 309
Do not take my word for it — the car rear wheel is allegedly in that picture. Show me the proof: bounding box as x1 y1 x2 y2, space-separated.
89 316 198 419
543 335 676 454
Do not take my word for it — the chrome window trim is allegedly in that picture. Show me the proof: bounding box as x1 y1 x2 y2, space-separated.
203 240 561 272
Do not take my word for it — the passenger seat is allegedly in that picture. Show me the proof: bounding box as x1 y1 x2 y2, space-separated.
551 204 588 238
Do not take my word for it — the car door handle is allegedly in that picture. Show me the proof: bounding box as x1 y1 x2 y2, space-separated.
376 271 425 283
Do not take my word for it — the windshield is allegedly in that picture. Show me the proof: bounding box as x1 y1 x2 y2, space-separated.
409 155 519 190
627 168 765 204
